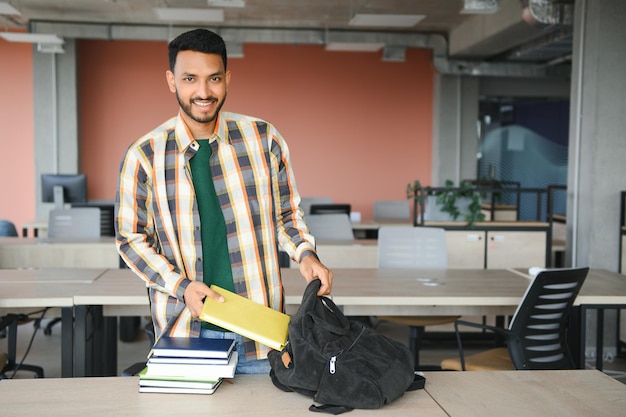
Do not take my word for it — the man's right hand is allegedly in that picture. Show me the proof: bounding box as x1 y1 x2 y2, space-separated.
183 281 224 318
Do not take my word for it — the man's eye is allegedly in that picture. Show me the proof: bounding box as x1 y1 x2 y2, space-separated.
184 77 194 82
211 77 221 82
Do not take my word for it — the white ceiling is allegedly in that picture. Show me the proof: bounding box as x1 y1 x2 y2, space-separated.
0 0 574 75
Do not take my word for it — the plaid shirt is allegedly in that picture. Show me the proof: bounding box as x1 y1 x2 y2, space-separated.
115 111 315 359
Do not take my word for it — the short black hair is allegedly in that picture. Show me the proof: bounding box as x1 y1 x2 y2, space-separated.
168 29 228 72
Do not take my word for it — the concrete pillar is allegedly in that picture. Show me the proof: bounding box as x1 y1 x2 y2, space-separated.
33 39 78 218
566 0 626 270
432 74 480 186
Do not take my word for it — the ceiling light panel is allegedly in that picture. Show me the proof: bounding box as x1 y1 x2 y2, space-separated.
208 0 245 7
349 14 425 28
0 2 20 15
325 42 384 52
0 32 64 44
153 7 224 22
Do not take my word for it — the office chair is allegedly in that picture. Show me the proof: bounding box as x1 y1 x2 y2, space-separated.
47 207 101 241
440 267 589 371
300 197 333 216
373 200 411 221
0 220 19 339
0 219 19 237
0 313 45 378
376 226 460 369
309 203 351 216
305 213 355 241
43 208 101 336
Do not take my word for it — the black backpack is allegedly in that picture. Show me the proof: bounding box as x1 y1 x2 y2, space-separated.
268 279 425 414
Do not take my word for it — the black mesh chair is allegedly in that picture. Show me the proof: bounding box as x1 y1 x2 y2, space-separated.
309 204 351 215
441 267 589 371
0 314 45 378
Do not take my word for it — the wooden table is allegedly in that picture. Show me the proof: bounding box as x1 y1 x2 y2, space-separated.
6 267 626 377
424 370 626 417
0 371 623 417
0 374 445 417
282 267 532 316
0 236 121 268
0 268 108 377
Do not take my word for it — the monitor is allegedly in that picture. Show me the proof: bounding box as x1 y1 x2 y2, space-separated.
41 173 88 209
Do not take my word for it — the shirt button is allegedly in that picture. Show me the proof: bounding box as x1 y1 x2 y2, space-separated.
197 257 202 262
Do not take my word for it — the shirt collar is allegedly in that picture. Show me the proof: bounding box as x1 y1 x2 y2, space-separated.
175 111 231 153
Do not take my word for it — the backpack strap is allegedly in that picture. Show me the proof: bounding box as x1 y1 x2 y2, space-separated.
407 373 426 391
308 404 354 415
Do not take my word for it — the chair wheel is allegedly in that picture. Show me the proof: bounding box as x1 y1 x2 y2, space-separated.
43 327 52 336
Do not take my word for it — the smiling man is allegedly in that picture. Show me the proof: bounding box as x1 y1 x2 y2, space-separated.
115 29 332 374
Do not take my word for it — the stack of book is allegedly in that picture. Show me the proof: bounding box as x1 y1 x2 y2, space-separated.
139 336 237 395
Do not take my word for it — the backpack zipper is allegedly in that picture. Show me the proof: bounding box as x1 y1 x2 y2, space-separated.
329 325 366 375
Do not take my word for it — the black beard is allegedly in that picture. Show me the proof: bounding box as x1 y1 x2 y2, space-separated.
176 91 227 124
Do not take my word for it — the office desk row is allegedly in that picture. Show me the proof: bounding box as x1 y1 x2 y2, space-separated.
1 370 624 417
2 267 626 378
0 236 121 268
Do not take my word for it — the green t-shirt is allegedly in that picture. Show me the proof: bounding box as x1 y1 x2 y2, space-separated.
189 139 235 331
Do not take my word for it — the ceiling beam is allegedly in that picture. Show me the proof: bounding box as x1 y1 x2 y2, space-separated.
448 0 545 58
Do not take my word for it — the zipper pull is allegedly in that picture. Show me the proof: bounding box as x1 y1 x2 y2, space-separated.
329 356 336 374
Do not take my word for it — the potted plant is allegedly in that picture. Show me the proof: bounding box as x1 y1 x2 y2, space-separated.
407 180 485 227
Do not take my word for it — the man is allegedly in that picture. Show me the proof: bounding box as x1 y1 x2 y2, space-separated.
115 28 332 374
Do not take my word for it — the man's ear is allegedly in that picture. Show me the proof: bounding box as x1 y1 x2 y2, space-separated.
225 70 231 89
166 70 176 93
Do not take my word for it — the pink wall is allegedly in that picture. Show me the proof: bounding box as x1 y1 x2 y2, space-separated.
1 38 434 230
79 40 434 219
0 39 35 231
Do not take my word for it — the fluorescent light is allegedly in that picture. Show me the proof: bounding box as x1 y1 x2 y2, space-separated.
0 32 64 44
460 0 499 14
0 2 21 15
325 42 384 52
153 7 224 22
37 43 65 54
208 0 245 7
349 14 425 28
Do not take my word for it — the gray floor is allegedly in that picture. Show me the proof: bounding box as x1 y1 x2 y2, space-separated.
3 317 626 383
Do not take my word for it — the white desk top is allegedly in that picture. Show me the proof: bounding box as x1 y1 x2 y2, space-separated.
0 374 445 417
0 268 107 308
424 370 626 417
512 267 626 305
75 267 626 317
0 236 116 246
0 268 106 284
1 371 623 417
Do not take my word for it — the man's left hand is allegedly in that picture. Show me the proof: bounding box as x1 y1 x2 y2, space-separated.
299 254 333 296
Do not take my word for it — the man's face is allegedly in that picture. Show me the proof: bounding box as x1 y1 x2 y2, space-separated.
166 50 230 131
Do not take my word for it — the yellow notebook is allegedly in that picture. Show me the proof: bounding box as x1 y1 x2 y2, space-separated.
200 286 290 351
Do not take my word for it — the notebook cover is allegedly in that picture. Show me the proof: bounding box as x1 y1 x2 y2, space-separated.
138 379 223 395
144 352 238 379
150 336 235 359
200 285 290 351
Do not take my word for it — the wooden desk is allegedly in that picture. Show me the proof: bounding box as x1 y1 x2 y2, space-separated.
1 371 623 417
0 237 120 268
21 267 626 377
309 239 378 268
282 267 532 316
424 370 626 417
0 374 445 417
0 268 108 377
